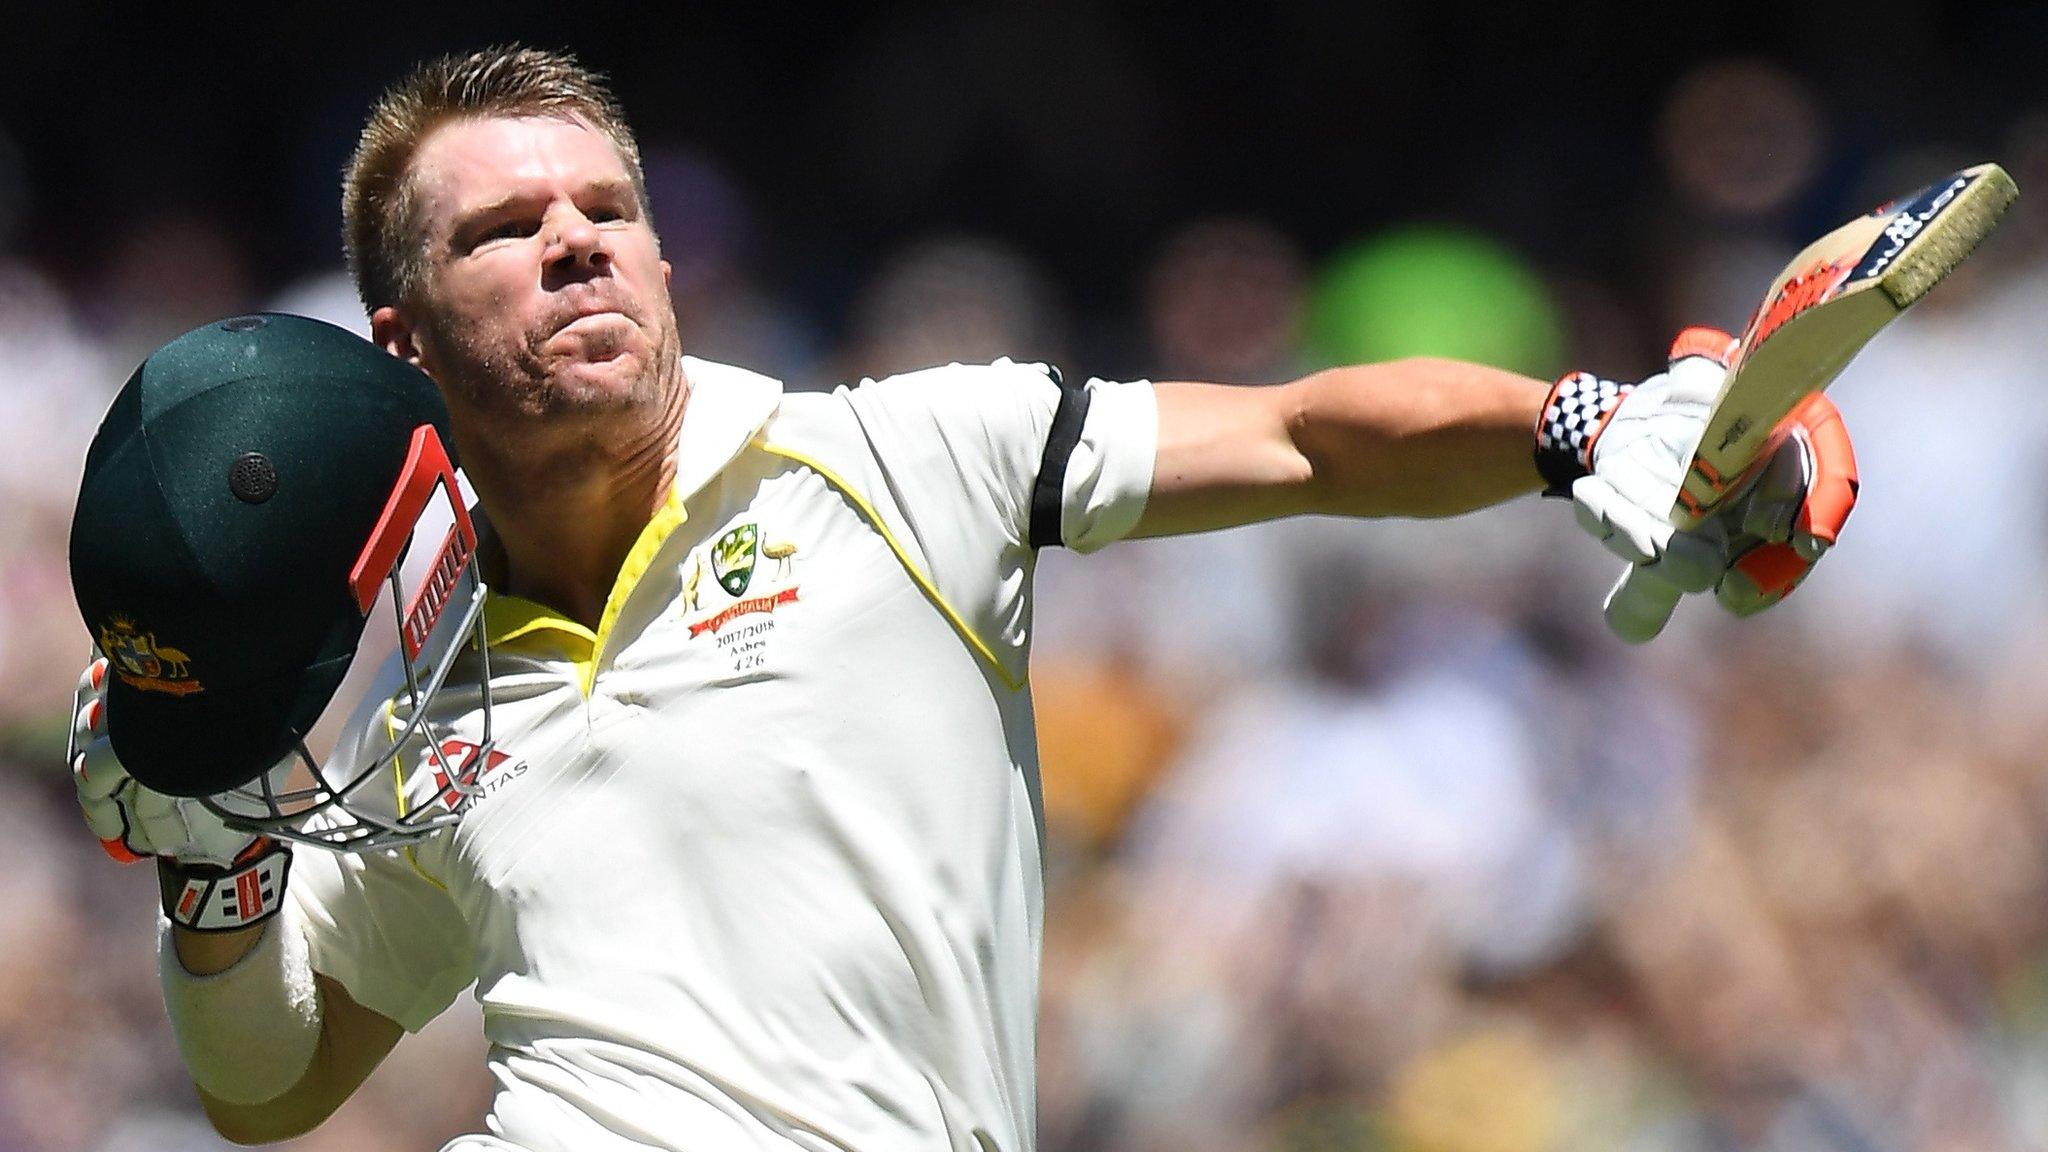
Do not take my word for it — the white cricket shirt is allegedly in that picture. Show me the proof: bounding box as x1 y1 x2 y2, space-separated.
287 357 1157 1152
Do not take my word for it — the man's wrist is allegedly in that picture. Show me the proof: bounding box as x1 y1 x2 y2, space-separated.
1534 371 1633 498
170 919 272 976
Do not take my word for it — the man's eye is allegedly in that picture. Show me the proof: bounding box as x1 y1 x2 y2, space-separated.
474 220 534 246
588 207 624 224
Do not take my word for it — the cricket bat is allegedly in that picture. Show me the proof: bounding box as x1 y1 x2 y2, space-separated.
1607 162 2020 641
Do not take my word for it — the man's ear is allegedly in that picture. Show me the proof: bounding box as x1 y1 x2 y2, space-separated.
661 259 672 292
371 306 427 368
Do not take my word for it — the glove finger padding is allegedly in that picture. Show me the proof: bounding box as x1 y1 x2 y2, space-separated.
66 653 255 867
1736 437 1808 543
1573 474 1665 565
1660 347 1734 408
1603 564 1685 644
1713 393 1858 618
128 787 246 869
1786 392 1858 551
73 722 127 805
1600 522 1729 642
130 784 255 869
75 743 137 847
1574 474 1724 590
69 656 145 861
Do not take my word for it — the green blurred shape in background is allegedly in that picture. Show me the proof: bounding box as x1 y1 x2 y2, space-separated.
1307 226 1563 379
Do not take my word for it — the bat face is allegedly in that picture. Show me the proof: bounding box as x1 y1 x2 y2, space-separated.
1675 163 2018 525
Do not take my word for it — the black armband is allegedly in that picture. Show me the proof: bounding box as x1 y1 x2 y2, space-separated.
1029 365 1092 548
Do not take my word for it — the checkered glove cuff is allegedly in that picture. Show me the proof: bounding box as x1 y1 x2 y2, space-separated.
1535 371 1634 498
158 838 292 932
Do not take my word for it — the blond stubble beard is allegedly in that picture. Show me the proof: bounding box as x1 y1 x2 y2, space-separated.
415 303 687 493
423 302 681 423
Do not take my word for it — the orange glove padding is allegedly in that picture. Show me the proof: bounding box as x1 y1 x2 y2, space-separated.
1716 390 1859 616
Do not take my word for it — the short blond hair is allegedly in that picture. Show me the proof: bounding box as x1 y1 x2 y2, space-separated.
342 45 650 312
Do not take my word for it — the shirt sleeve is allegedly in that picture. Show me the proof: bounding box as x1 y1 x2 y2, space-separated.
284 692 476 1033
768 358 1155 685
286 841 476 1032
841 358 1158 555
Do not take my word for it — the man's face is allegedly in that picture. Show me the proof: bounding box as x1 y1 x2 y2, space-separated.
393 115 675 424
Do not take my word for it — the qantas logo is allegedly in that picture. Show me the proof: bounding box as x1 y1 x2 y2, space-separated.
423 738 525 809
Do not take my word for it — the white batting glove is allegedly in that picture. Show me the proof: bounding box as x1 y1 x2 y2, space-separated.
1571 351 1730 602
70 657 256 866
70 656 292 931
1537 329 1858 642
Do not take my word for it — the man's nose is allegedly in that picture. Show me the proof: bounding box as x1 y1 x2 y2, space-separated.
543 210 609 275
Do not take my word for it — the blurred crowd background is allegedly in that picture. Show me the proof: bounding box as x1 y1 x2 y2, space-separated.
6 3 2048 1150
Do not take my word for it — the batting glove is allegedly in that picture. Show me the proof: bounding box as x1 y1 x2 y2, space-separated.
1538 327 1859 642
1709 390 1858 618
70 656 292 931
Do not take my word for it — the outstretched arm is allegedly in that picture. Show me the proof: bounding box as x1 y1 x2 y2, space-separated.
1126 341 1857 642
1132 357 1547 538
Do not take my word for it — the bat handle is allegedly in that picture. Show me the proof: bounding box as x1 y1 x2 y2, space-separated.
1603 564 1686 644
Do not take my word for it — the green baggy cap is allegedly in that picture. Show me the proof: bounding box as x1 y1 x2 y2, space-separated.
69 313 454 797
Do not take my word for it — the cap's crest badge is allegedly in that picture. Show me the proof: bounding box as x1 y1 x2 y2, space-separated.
98 615 204 696
711 522 759 597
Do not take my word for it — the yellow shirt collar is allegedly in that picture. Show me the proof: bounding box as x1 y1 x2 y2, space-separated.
475 357 786 655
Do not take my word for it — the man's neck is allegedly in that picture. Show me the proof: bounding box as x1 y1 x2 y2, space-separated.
463 374 690 631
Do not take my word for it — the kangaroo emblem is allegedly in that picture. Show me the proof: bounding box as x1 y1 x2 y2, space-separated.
682 557 703 612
